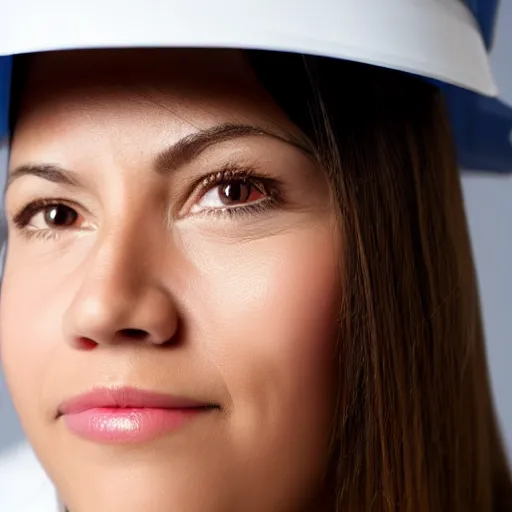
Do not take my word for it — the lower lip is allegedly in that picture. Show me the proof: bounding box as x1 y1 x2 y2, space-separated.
63 407 209 443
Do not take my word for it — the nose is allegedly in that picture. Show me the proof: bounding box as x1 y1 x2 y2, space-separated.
62 233 179 348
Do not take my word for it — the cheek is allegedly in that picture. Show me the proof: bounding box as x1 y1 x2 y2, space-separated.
0 232 79 430
0 254 53 423
185 220 342 453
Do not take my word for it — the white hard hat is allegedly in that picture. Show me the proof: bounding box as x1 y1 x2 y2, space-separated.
0 0 498 137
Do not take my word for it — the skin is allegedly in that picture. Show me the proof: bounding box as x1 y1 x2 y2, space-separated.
1 49 342 512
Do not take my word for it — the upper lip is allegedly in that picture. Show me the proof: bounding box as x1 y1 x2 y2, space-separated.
58 386 214 416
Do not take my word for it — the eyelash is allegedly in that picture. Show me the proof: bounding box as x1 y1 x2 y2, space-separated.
190 164 282 219
12 197 81 241
11 165 284 240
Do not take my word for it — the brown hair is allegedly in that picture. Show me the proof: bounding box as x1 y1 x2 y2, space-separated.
249 51 512 511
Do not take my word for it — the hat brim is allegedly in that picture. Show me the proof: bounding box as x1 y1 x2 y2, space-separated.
1 0 497 96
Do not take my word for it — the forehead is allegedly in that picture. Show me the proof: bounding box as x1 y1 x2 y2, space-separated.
8 49 313 185
13 48 298 135
10 49 305 167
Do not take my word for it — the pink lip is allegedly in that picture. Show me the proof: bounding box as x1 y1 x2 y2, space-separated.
58 387 216 443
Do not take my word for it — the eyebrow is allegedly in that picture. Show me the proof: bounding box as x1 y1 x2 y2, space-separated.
154 123 313 172
7 123 314 190
6 163 82 190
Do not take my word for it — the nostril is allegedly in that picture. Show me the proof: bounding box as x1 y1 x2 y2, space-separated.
77 337 98 350
120 328 149 340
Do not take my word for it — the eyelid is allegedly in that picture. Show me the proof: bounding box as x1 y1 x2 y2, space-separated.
176 163 284 217
191 164 272 195
12 198 89 230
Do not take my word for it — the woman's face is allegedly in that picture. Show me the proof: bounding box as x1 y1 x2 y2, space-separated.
1 49 341 512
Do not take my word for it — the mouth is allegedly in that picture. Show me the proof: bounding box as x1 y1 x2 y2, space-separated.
57 386 219 444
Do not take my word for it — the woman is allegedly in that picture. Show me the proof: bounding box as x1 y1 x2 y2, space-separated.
1 2 511 512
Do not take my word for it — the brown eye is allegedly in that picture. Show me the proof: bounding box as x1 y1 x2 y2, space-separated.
13 201 85 233
193 179 266 213
218 181 263 206
44 205 79 228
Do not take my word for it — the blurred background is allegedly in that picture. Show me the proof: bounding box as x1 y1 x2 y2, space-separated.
0 2 511 510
